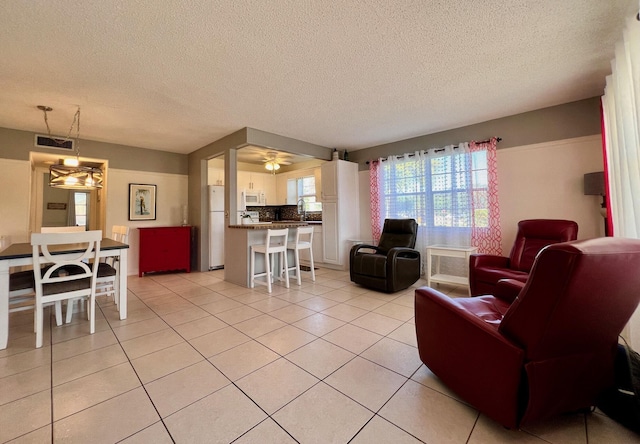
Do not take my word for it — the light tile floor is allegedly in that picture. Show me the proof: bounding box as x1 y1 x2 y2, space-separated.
1 268 639 443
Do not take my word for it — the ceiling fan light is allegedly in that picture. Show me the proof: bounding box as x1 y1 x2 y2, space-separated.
265 160 280 171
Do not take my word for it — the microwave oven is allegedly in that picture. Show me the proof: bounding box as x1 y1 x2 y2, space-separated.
241 190 266 207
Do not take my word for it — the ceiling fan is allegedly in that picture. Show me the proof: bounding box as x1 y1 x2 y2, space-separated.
262 151 292 172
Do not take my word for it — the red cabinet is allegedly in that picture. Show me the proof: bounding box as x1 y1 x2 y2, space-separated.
138 227 191 276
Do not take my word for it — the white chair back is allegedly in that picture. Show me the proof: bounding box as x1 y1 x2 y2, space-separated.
265 228 289 253
111 225 130 243
294 226 314 246
286 226 316 285
31 230 102 347
41 226 86 233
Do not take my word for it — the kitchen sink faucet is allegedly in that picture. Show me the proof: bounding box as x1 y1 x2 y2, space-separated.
297 198 306 221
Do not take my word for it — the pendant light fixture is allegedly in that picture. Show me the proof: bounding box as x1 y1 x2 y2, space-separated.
39 105 104 190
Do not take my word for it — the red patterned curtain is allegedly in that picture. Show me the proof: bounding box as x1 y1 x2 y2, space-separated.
369 160 382 244
470 137 502 255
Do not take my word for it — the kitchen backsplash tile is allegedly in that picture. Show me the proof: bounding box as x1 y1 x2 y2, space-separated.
246 205 322 222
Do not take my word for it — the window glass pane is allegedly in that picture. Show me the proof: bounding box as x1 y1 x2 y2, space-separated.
380 148 491 230
74 192 88 228
297 176 321 212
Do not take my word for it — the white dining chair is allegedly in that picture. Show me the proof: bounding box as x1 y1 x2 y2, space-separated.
41 226 86 233
8 269 63 330
283 226 315 285
8 229 65 328
38 226 87 323
250 228 290 293
31 230 101 348
65 225 130 323
95 225 129 304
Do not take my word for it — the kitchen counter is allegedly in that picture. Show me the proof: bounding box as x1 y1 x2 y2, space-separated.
225 223 309 287
228 222 309 229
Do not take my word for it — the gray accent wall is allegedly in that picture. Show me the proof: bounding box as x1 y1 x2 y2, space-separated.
349 97 602 170
0 127 188 174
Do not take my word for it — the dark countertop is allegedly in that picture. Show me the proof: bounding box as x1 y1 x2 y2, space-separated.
228 222 310 229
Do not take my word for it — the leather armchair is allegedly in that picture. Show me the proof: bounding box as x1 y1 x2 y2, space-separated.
350 219 420 293
415 238 640 428
469 219 578 296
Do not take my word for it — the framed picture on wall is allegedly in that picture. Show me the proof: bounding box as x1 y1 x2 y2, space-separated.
129 184 157 221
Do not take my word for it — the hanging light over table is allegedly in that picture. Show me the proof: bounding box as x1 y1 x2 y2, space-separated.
38 105 104 190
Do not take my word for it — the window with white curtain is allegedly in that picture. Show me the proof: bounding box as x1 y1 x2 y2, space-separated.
379 148 490 231
371 139 502 274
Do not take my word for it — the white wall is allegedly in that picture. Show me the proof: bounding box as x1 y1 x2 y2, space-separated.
0 159 31 245
496 135 604 252
106 169 188 276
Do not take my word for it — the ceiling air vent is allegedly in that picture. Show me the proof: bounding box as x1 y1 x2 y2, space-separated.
34 134 74 151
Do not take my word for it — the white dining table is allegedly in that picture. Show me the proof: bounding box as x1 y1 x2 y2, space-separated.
0 238 129 350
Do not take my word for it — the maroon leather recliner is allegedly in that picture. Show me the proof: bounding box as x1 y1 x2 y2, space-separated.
469 219 578 296
415 237 640 429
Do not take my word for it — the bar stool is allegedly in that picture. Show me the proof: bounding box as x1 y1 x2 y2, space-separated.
250 228 290 293
284 226 315 285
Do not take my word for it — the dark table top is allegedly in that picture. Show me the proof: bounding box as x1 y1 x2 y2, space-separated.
0 239 129 260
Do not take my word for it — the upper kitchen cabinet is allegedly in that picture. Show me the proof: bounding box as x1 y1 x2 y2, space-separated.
262 174 276 205
275 172 290 205
320 161 338 200
238 171 276 204
207 166 225 186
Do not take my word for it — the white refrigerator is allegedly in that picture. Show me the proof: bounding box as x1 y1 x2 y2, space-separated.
209 185 225 269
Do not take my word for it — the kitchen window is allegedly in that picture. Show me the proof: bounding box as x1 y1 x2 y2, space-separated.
297 176 322 212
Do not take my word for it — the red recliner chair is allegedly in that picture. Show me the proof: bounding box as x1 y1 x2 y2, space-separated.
469 219 578 296
415 237 640 429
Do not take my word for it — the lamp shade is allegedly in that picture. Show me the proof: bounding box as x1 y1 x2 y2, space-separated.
50 164 104 189
583 171 605 196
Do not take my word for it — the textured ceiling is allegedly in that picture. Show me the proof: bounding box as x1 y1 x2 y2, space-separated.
0 1 636 155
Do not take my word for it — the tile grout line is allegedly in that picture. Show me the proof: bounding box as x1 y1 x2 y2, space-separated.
42 273 413 441
94 301 178 444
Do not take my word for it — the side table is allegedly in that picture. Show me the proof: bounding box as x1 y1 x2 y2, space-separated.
426 244 478 293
